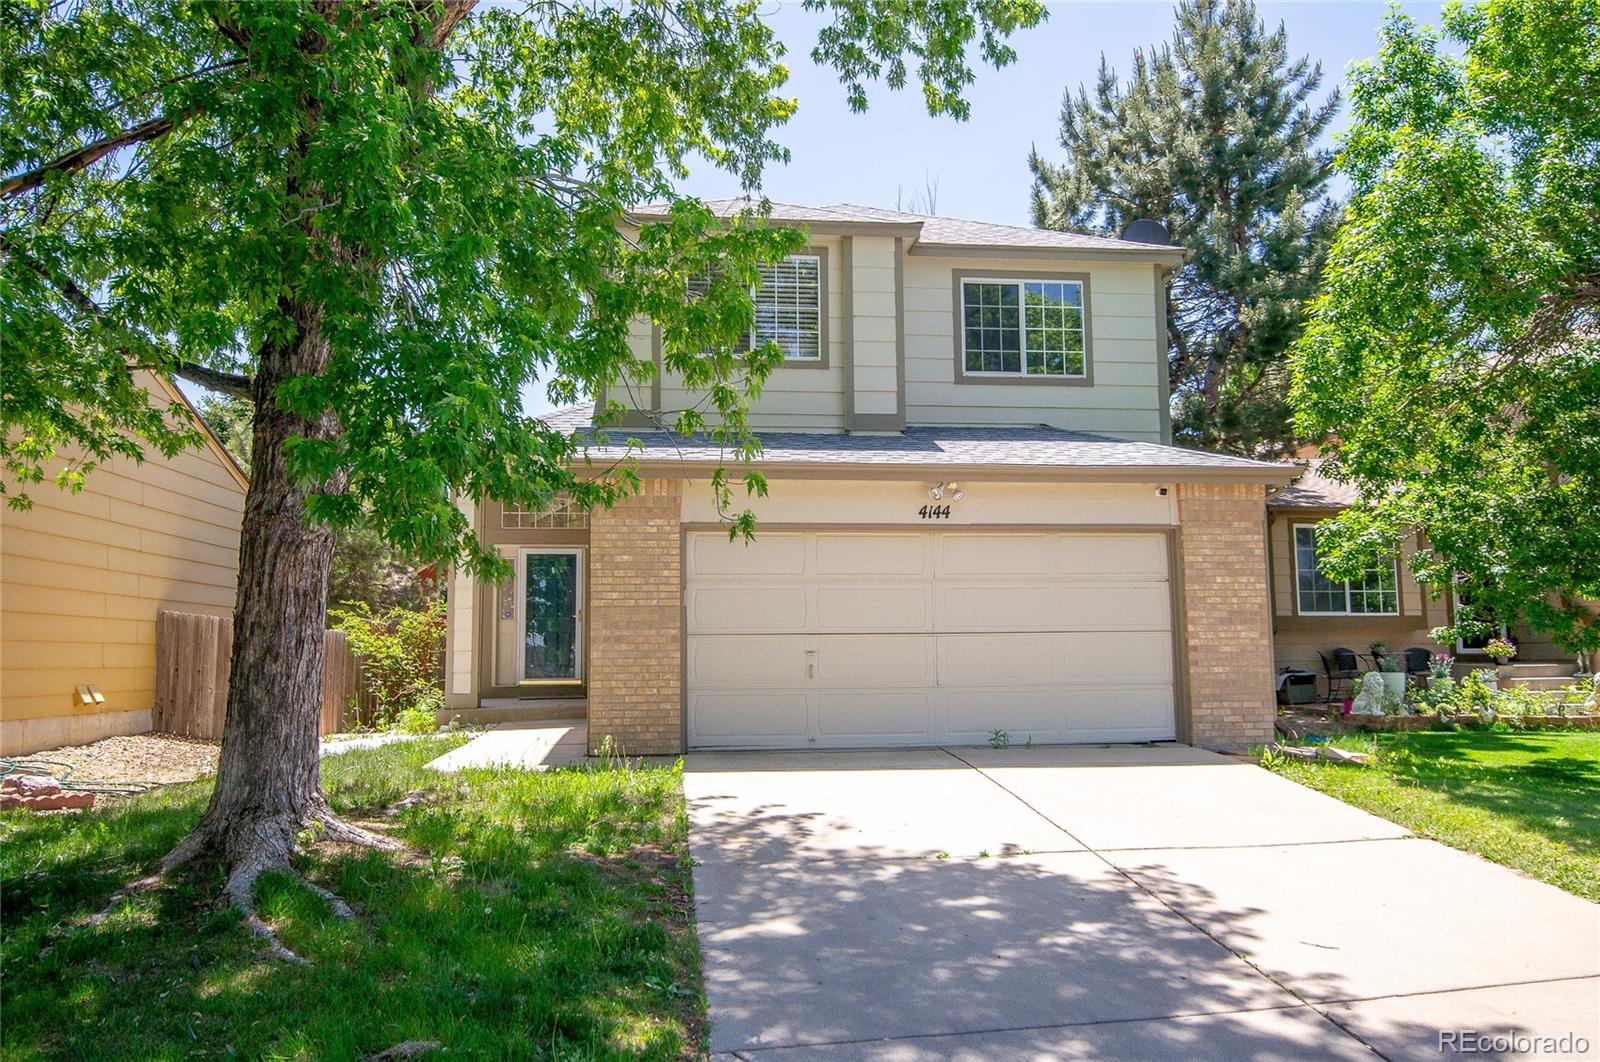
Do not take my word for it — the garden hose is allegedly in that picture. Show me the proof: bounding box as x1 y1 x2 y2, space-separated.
0 757 152 797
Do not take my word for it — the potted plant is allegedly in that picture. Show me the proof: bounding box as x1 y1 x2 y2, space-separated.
1368 642 1407 708
1485 636 1517 666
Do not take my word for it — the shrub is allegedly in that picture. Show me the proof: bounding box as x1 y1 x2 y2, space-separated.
331 600 446 730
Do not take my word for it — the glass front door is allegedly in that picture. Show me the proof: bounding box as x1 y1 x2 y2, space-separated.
521 550 582 681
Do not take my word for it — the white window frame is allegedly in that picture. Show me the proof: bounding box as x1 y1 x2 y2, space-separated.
958 276 1088 379
753 253 823 362
1293 524 1400 617
691 253 824 363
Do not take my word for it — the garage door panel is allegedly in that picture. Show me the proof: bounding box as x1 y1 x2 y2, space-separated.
690 693 807 742
817 692 931 740
1057 584 1171 631
1057 631 1174 684
1055 534 1168 579
815 584 932 631
935 584 1055 631
684 530 1177 749
688 634 807 688
938 534 1053 576
690 533 806 576
817 635 933 686
1062 687 1176 740
943 689 1058 738
938 634 1060 686
687 586 807 632
816 533 928 575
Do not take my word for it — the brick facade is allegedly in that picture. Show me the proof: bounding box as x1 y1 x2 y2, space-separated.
1177 483 1277 747
586 478 683 755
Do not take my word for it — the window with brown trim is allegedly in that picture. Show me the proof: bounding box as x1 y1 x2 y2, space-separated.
1293 524 1398 615
960 277 1086 378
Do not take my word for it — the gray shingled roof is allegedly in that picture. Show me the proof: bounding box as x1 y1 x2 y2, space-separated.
826 202 1176 252
1270 459 1358 508
542 404 1291 479
626 198 1181 256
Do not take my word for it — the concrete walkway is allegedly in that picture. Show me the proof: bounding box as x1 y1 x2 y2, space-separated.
424 719 587 772
684 745 1600 1060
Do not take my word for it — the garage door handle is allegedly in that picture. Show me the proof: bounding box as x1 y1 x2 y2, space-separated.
805 649 816 679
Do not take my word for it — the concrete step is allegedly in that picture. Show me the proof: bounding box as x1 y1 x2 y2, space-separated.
1501 662 1576 678
439 700 587 726
1500 675 1581 691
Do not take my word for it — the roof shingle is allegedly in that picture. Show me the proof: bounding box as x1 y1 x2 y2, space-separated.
543 403 1291 479
625 198 1181 257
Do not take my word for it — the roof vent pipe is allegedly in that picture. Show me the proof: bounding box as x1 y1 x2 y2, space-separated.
1118 219 1172 246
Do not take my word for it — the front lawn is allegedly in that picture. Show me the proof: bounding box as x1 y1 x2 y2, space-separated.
1272 728 1600 901
0 736 704 1059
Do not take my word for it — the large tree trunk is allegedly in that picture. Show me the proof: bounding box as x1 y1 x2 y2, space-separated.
159 300 388 912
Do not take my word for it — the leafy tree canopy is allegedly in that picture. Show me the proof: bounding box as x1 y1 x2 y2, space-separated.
0 0 1046 915
1029 0 1340 456
197 394 426 610
1291 0 1600 657
1 0 1046 571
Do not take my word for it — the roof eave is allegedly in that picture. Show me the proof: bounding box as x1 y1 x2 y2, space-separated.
622 209 924 239
575 454 1295 485
907 241 1189 265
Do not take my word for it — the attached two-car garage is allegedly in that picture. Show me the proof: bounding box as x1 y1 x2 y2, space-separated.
684 529 1177 749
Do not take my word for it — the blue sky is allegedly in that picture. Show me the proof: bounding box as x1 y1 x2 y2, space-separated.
677 1 1447 224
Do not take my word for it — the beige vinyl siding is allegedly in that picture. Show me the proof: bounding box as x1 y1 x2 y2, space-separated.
1 372 246 752
848 236 898 418
904 256 1162 440
657 236 848 431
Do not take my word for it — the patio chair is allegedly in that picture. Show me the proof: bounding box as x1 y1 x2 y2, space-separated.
1403 647 1434 687
1319 647 1361 702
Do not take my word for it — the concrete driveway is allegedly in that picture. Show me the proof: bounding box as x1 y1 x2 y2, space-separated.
683 745 1600 1060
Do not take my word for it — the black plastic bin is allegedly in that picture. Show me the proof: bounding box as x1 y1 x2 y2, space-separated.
1276 669 1320 705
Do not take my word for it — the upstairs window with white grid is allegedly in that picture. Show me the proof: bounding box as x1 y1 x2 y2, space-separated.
960 277 1086 378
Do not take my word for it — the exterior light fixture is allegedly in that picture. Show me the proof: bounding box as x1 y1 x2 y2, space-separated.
929 482 945 500
948 482 965 502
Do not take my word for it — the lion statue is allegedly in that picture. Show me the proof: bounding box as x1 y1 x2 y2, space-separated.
1350 672 1391 716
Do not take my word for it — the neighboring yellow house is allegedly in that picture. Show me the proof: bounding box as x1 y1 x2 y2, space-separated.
0 371 248 755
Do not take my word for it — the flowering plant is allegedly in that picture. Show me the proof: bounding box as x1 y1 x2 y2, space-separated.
1484 637 1517 662
1428 653 1455 681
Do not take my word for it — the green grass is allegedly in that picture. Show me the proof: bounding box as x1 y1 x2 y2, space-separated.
1273 728 1600 901
0 736 704 1060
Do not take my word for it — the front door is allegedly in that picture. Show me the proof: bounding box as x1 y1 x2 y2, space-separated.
520 548 583 682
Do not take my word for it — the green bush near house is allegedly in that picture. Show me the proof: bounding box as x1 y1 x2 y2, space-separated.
0 738 705 1059
331 600 447 730
1270 730 1600 902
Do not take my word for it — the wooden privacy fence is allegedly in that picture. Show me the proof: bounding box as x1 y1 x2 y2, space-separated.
154 610 377 739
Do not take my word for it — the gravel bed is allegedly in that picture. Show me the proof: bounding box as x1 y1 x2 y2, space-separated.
5 733 220 789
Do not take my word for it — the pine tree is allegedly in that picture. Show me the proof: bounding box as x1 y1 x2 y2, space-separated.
1028 0 1340 455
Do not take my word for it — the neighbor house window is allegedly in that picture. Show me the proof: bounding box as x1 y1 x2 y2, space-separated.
1294 525 1399 615
960 277 1087 378
689 254 823 362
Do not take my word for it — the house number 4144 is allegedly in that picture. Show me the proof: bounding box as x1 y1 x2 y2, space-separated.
918 504 952 520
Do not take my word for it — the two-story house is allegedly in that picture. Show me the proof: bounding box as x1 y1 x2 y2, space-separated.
442 201 1295 754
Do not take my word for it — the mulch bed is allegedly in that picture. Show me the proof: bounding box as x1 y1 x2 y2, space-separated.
4 733 220 791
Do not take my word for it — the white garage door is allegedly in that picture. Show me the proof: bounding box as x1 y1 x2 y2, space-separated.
685 530 1176 749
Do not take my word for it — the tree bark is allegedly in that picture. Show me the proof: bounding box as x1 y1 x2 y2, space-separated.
160 297 347 887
